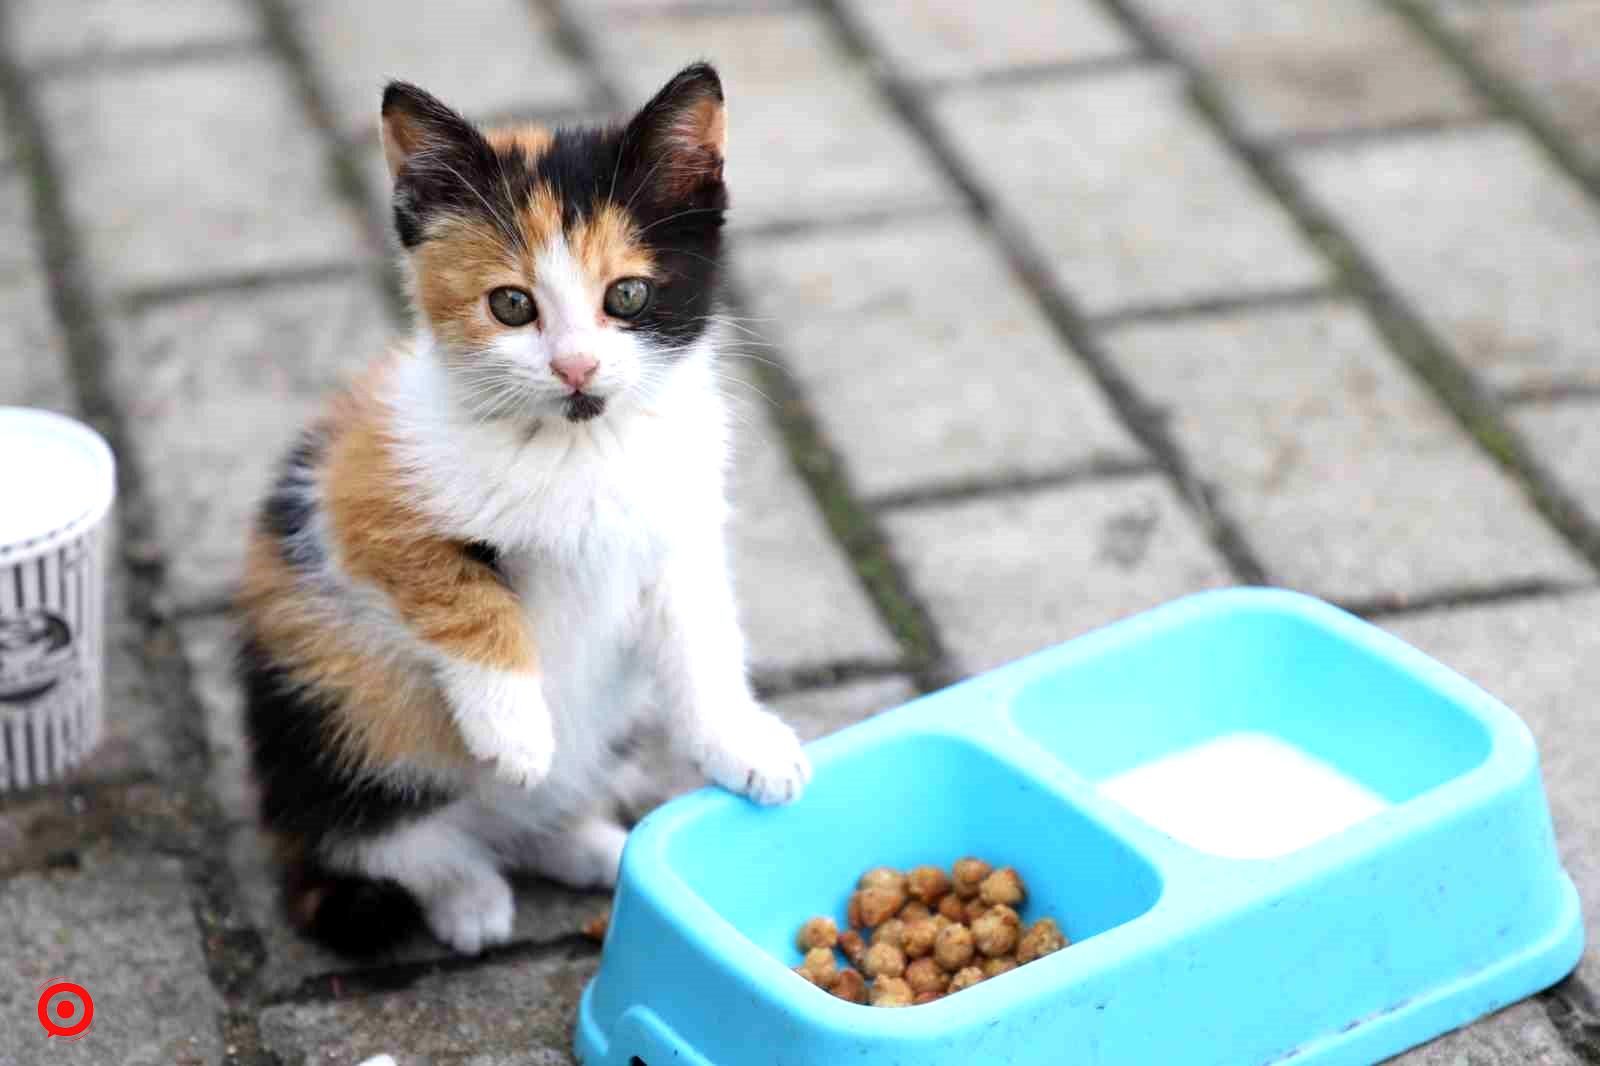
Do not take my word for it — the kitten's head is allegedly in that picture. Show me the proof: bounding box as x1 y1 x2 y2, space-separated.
381 64 727 424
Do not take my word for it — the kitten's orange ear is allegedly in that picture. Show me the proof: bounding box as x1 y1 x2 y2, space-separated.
624 63 726 198
380 81 480 181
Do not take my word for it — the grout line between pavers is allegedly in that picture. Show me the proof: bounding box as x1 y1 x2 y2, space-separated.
27 37 271 80
814 0 1274 588
1336 577 1598 622
537 0 960 690
0 17 279 1065
1499 382 1600 409
1086 283 1343 331
116 260 378 313
751 657 912 699
1261 111 1504 153
915 53 1160 95
1089 0 1600 580
266 934 600 1007
252 0 408 326
864 457 1160 513
1540 976 1600 1066
1388 0 1600 220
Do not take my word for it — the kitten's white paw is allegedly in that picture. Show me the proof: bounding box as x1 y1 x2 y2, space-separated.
442 664 555 788
422 868 515 955
698 706 812 806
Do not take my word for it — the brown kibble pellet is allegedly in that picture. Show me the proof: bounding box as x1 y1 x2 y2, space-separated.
971 904 1021 957
862 942 906 979
580 909 610 941
802 946 838 987
831 968 867 1004
796 916 838 952
979 867 1026 907
913 990 944 1005
847 891 864 929
858 885 906 927
871 976 913 1007
901 918 937 959
933 922 975 971
948 966 985 993
858 867 906 893
838 929 867 966
938 894 967 922
899 900 932 923
871 918 906 949
1017 918 1069 964
794 964 829 987
982 955 1019 979
931 913 954 933
952 858 991 899
907 865 952 904
964 897 991 924
904 956 949 996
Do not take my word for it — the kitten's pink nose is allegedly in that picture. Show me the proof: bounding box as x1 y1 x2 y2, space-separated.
550 354 598 391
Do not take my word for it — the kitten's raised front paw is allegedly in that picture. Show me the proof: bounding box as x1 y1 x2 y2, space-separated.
698 706 812 806
422 868 515 955
443 665 556 788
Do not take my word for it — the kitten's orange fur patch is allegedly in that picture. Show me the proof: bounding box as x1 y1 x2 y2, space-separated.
240 529 473 772
322 364 540 675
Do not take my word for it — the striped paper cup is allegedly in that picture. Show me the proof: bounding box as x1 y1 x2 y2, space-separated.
0 407 115 791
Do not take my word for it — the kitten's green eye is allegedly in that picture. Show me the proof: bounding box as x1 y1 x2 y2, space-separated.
604 277 652 319
488 286 536 327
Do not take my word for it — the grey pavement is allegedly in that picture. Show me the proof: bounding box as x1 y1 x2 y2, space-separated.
1 1 1597 1064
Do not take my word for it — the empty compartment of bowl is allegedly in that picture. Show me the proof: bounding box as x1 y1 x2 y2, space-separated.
1010 600 1493 858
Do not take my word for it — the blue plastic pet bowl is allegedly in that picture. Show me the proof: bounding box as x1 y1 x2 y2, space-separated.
575 588 1583 1066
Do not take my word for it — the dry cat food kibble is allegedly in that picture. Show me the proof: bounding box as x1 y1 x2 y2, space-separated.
791 858 1071 1007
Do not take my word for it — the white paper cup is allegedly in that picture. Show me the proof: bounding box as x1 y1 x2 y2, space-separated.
0 407 115 791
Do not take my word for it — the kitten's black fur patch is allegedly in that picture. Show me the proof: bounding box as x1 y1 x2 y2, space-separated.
463 538 504 579
385 64 727 350
261 431 325 569
293 867 423 958
564 393 607 422
239 634 456 840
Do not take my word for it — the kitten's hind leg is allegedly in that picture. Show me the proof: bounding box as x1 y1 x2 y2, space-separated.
325 802 515 955
486 811 629 891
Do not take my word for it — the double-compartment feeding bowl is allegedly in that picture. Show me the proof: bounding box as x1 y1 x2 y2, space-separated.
576 589 1583 1066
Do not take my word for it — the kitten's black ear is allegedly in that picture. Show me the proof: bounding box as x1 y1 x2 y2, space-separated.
380 81 482 181
380 81 501 247
622 63 727 200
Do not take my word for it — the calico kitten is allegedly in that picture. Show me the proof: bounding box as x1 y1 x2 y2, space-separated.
237 64 810 957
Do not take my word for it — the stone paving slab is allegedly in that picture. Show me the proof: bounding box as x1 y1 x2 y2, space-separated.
1290 125 1600 396
257 949 596 1066
1438 0 1600 170
0 851 224 1066
734 215 1144 501
7 0 261 69
106 275 392 609
844 0 1136 82
1128 0 1483 140
584 8 956 229
1511 401 1600 528
0 270 74 414
35 54 368 294
883 476 1234 675
1381 590 1600 992
931 68 1329 315
728 396 902 673
1104 302 1590 603
288 0 590 143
